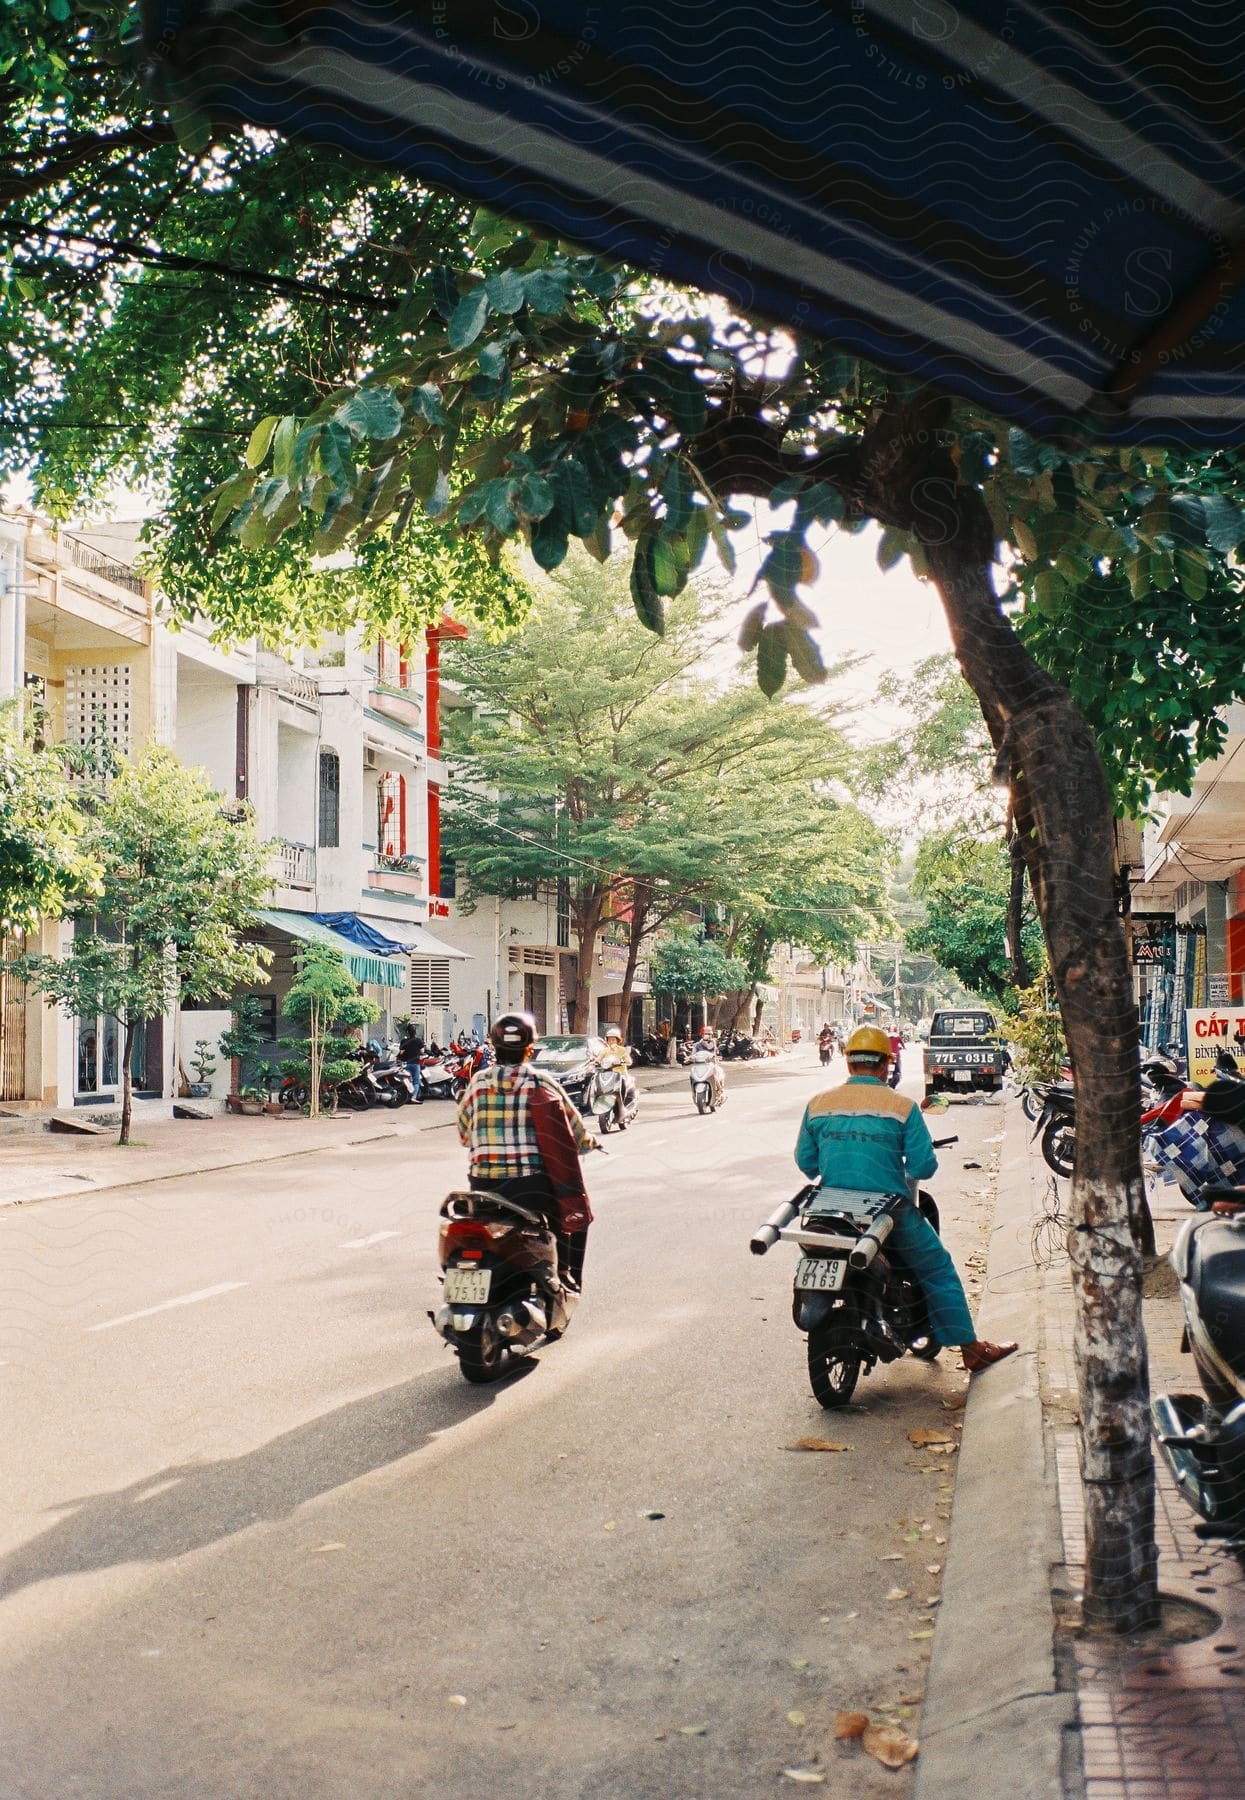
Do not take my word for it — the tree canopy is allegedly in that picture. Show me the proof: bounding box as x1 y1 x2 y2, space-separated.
907 837 1045 1012
0 706 100 932
443 556 890 1030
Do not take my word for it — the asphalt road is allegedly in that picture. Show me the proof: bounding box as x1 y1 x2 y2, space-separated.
0 1052 1004 1799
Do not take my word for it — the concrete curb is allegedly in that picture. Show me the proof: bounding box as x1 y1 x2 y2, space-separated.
914 1101 1075 1799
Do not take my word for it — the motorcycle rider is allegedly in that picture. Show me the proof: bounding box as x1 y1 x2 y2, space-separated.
598 1023 636 1129
887 1027 905 1089
794 1024 1018 1373
690 1025 725 1106
397 1020 425 1103
457 1012 598 1292
818 1022 836 1068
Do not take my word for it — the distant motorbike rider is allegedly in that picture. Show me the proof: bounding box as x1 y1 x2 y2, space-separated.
818 1023 835 1068
794 1025 1017 1373
457 1012 598 1292
887 1028 904 1089
690 1026 725 1105
599 1024 636 1130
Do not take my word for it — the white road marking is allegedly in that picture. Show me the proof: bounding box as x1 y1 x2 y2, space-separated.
338 1230 402 1249
88 1282 249 1333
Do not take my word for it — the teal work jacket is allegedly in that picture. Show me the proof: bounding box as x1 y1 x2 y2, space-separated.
795 1075 938 1195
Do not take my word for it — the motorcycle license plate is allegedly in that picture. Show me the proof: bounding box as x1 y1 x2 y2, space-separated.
953 1069 973 1082
795 1256 845 1292
444 1266 492 1304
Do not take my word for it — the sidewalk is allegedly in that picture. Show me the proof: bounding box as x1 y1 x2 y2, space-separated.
0 1059 719 1210
919 1099 1245 1799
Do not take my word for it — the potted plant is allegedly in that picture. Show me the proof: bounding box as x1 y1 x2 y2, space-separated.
238 1084 266 1116
219 999 267 1113
188 1037 217 1098
253 1059 284 1115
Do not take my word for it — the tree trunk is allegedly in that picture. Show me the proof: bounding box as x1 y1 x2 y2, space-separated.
920 482 1158 1633
570 888 608 1033
1006 827 1032 992
617 884 652 1043
119 1016 138 1146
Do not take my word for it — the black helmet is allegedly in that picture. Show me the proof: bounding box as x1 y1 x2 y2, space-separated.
489 1011 538 1063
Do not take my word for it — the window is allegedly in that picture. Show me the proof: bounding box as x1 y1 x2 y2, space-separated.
378 771 406 859
318 749 340 848
440 855 457 900
410 959 451 1009
64 662 132 758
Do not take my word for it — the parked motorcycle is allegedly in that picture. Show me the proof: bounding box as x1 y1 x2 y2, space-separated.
689 1045 724 1114
431 1188 575 1382
593 1065 637 1133
421 1047 470 1101
1152 1188 1245 1536
1034 1082 1076 1178
749 1138 956 1408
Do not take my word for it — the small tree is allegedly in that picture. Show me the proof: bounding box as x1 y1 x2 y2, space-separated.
279 943 378 1117
16 747 271 1143
218 997 267 1092
1009 981 1070 1087
650 929 749 1026
0 704 100 931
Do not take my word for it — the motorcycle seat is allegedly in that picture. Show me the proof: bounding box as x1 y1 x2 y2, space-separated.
1186 1218 1245 1381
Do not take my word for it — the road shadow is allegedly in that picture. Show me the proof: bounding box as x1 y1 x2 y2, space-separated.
0 1360 533 1604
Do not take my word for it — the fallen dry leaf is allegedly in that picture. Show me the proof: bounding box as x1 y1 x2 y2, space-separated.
862 1722 919 1769
908 1427 956 1447
679 1723 709 1737
787 1710 807 1726
833 1710 869 1740
898 1691 924 1705
925 1563 942 1575
885 1587 910 1601
310 1543 347 1554
909 1630 935 1641
941 1393 967 1411
786 1437 851 1453
602 1521 617 1531
935 1536 947 1545
788 1657 810 1669
782 1771 826 1786
447 1694 468 1706
879 1553 904 1562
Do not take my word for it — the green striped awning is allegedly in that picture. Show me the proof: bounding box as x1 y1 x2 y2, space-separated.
257 909 408 989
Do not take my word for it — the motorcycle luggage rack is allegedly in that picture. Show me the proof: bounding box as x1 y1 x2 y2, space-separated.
440 1189 545 1227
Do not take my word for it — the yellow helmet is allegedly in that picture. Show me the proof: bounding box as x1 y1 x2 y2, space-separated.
845 1025 892 1062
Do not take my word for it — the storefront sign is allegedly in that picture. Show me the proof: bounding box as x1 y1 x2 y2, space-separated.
1132 915 1169 965
1184 1007 1245 1085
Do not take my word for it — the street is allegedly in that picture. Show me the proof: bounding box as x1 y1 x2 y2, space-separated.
1 1055 1003 1799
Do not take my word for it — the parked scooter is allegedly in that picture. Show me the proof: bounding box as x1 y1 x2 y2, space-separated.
431 1188 576 1382
1152 1187 1245 1537
1034 1083 1076 1178
421 1047 470 1101
749 1138 956 1407
593 1065 637 1133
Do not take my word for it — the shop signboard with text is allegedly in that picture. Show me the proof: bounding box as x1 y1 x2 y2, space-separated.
1184 1008 1245 1086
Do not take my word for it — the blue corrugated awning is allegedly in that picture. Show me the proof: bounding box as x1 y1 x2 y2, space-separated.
144 2 1245 444
258 909 408 988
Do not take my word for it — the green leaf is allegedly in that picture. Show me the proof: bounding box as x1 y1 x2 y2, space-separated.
485 268 527 314
737 601 767 652
271 415 299 482
876 528 907 572
530 507 570 570
448 286 489 351
406 438 440 502
335 387 403 441
797 482 846 528
410 384 446 425
208 469 257 537
514 472 555 521
785 623 826 684
428 264 460 322
707 508 737 575
1202 493 1245 555
651 534 684 597
757 623 789 696
761 532 803 603
662 461 694 533
1175 548 1208 603
523 268 573 314
582 516 611 563
477 340 508 382
630 536 665 635
245 415 280 470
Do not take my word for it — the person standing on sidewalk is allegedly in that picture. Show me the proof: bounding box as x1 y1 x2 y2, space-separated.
794 1025 1018 1373
398 1021 424 1103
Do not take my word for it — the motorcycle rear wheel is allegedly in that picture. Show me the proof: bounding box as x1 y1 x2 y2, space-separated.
1021 1086 1043 1122
695 1088 709 1115
1041 1115 1076 1178
808 1311 863 1408
458 1318 506 1384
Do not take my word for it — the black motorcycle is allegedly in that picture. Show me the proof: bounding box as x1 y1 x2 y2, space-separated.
431 1188 575 1383
750 1139 955 1408
1152 1189 1245 1536
1035 1083 1076 1178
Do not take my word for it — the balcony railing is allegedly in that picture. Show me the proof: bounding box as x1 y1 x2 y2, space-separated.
61 532 146 599
277 840 316 887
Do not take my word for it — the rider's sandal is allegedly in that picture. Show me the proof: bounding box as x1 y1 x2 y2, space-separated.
961 1340 1019 1373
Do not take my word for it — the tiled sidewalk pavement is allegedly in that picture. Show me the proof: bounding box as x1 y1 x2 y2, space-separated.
1036 1162 1245 1799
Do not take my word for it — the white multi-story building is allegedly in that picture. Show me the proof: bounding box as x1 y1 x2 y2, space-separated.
0 510 465 1110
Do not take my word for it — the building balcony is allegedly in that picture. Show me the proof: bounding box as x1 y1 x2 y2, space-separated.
366 850 425 898
367 686 423 732
274 839 316 889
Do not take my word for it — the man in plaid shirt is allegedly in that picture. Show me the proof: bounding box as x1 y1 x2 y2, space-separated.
457 1012 598 1287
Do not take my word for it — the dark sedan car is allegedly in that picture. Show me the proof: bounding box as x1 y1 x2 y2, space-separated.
528 1034 607 1113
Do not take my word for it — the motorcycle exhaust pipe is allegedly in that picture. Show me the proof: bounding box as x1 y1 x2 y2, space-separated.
849 1212 895 1270
750 1198 800 1255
